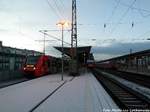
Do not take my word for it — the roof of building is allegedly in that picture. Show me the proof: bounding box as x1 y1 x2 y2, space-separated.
54 46 92 63
97 49 150 63
54 46 92 57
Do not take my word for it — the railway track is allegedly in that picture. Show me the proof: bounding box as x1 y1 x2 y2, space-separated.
102 69 150 88
93 69 150 109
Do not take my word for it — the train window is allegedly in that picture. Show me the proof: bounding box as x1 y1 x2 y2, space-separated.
47 61 51 67
26 56 40 65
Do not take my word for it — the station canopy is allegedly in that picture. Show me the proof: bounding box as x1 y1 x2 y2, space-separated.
54 46 92 63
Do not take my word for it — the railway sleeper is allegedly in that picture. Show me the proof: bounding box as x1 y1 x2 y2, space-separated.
126 104 149 109
122 100 142 103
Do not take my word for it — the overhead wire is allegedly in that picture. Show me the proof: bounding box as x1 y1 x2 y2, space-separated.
56 0 66 15
57 0 71 20
78 0 139 39
57 0 66 9
41 0 72 49
103 0 120 35
77 21 144 27
114 0 150 12
114 0 150 18
53 0 65 19
109 0 137 37
45 0 62 19
137 0 150 18
110 0 150 42
46 0 71 20
43 32 71 46
106 0 121 24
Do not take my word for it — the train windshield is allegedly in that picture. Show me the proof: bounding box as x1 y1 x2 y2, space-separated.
87 60 95 64
26 56 41 65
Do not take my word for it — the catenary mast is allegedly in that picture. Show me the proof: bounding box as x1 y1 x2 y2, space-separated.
70 0 78 75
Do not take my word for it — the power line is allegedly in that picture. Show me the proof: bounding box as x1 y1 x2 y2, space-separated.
114 0 150 12
107 0 121 23
45 0 62 19
53 0 65 19
104 0 120 29
57 0 71 20
138 9 150 18
78 21 144 26
56 0 66 15
57 0 65 9
39 31 71 46
45 0 71 21
114 0 150 18
109 0 137 36
137 1 150 18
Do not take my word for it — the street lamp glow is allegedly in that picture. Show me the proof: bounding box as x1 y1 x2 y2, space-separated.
56 21 70 28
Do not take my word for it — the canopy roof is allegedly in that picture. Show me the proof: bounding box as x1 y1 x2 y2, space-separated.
54 46 91 57
54 46 92 63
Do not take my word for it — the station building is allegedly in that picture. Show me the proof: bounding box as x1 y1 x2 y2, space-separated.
0 41 43 81
54 46 94 65
97 48 150 75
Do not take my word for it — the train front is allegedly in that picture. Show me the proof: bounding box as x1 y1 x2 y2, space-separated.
23 56 40 78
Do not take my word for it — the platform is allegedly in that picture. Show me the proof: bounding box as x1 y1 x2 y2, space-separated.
34 73 119 112
0 72 119 112
119 68 150 76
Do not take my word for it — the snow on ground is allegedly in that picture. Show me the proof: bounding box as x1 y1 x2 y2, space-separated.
34 73 119 112
0 73 73 112
0 78 28 88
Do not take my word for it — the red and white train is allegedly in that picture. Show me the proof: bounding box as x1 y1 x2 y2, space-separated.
23 55 61 78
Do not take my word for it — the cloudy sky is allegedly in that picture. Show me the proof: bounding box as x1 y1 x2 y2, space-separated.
0 0 150 60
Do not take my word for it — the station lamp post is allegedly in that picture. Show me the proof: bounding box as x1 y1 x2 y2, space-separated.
39 30 48 55
57 21 70 81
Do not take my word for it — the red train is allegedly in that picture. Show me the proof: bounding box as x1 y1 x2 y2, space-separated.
23 55 61 78
96 61 118 70
86 59 96 68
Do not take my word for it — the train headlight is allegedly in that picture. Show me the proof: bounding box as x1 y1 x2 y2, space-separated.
33 67 36 70
23 67 26 70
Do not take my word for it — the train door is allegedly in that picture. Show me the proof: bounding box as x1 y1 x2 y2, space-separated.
42 57 50 74
45 58 51 74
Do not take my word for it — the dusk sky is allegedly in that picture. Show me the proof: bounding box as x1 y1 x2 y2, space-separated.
0 0 150 60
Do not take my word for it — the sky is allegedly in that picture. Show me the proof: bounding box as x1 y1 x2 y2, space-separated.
0 0 150 60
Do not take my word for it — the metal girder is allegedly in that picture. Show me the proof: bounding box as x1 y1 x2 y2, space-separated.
70 0 78 75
